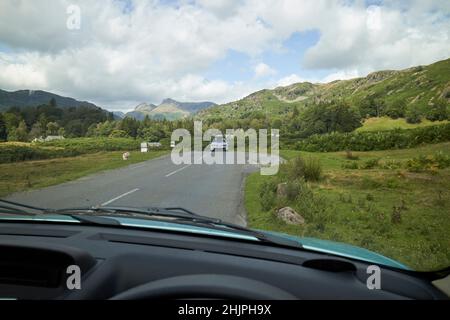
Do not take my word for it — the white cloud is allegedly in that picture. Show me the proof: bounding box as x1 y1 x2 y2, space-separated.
254 62 276 78
320 70 361 83
0 0 448 111
276 74 307 87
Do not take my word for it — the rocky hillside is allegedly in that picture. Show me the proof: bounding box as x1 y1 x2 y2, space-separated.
198 58 450 120
126 99 216 121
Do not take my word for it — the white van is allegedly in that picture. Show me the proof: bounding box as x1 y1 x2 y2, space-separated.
210 135 228 152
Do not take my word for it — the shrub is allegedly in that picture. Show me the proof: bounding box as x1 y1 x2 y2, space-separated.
304 157 322 181
405 105 422 124
286 156 306 180
285 180 302 201
378 160 402 170
361 158 379 169
0 138 143 164
426 99 449 122
296 123 450 152
345 150 359 160
259 179 277 211
405 152 450 172
282 156 322 182
342 161 359 169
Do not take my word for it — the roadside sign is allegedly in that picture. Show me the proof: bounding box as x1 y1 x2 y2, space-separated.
141 142 148 153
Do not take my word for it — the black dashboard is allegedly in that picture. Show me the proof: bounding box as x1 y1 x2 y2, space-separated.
0 221 447 300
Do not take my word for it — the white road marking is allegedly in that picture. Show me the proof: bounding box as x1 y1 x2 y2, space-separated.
101 188 140 206
165 164 191 177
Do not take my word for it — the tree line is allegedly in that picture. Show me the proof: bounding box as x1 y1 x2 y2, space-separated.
0 97 448 143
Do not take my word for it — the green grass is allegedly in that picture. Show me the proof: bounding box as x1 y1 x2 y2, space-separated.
357 117 449 132
0 150 169 198
247 143 450 271
0 138 150 164
281 142 450 169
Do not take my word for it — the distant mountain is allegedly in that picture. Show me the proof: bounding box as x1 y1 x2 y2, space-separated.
126 99 216 121
112 111 126 120
197 58 450 120
0 89 102 112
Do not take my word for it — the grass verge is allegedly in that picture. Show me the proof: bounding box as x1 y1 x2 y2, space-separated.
245 143 450 271
0 150 169 198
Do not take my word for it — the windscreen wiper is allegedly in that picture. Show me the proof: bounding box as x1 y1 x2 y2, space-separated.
0 199 301 249
0 199 121 226
51 206 302 249
0 199 46 214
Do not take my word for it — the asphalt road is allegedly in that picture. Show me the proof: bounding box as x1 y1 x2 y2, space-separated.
5 151 267 226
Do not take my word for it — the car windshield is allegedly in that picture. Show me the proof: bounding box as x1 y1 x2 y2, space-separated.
0 1 449 273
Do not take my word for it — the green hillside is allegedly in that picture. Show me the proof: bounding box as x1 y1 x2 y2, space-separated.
198 58 450 121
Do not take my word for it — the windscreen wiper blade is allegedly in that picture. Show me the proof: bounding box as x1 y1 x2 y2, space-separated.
0 200 301 249
0 199 46 214
52 206 302 249
0 199 121 226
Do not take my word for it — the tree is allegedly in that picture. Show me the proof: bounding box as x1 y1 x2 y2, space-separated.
109 129 129 138
58 127 66 137
49 98 57 108
426 99 449 121
2 112 21 133
46 122 60 136
405 105 422 124
298 102 362 137
38 114 48 134
0 113 7 141
373 98 385 117
385 100 406 119
138 127 165 142
28 122 44 139
119 117 139 138
358 97 378 118
15 120 29 141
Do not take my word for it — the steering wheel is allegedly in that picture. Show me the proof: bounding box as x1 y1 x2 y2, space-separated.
110 274 296 300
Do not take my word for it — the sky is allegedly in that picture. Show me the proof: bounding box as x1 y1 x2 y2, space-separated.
0 0 449 112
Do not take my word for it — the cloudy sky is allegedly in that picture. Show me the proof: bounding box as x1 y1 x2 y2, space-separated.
0 0 449 111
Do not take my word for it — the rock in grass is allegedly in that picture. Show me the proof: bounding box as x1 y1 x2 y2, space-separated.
275 207 305 225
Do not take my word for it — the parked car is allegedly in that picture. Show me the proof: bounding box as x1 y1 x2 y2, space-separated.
210 135 228 152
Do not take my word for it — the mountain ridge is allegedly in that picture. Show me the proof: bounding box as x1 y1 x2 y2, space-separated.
125 99 216 121
0 89 103 112
197 58 450 120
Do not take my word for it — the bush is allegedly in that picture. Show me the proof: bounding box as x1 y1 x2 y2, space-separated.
361 158 379 169
342 162 359 169
405 152 450 172
378 160 402 170
285 180 302 201
426 99 449 122
259 179 277 211
405 105 422 124
296 123 450 152
0 138 143 164
304 157 322 181
282 156 322 182
345 150 359 160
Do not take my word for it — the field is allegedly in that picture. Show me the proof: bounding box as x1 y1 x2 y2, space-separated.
245 142 450 271
0 138 152 164
0 138 169 197
357 117 449 132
